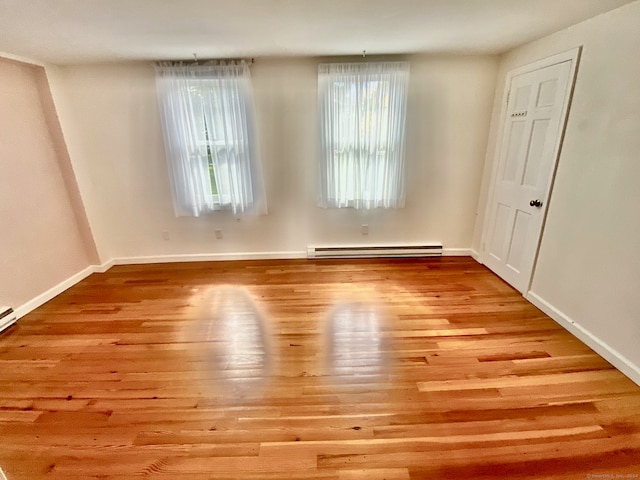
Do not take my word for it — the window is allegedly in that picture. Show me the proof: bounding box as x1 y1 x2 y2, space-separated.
155 61 265 216
318 62 410 209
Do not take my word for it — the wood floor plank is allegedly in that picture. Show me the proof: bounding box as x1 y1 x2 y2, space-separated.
1 257 639 478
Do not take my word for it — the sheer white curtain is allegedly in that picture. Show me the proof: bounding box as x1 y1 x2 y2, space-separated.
155 61 266 216
318 62 409 209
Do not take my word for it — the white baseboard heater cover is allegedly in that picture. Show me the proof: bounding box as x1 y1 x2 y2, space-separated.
307 244 443 259
0 307 17 333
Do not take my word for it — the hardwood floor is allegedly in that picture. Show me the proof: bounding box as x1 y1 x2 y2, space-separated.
1 257 639 479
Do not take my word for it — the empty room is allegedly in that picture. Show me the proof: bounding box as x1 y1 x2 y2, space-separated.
1 0 640 478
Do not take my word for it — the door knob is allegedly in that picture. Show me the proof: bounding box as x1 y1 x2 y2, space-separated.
530 199 543 208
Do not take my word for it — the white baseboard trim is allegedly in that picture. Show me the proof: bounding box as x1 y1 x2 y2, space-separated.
526 291 640 387
14 265 96 319
13 259 114 320
112 251 308 265
94 259 114 273
0 316 17 334
442 248 472 257
10 250 478 322
114 249 475 265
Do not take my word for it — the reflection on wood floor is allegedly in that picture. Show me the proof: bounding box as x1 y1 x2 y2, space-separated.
1 257 640 479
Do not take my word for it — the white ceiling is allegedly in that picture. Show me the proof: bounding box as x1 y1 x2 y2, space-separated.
0 0 634 65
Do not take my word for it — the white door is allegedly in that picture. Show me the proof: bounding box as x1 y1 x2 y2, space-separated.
482 51 579 293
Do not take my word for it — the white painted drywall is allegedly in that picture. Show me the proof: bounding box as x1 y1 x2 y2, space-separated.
474 1 640 368
48 54 497 261
0 58 97 308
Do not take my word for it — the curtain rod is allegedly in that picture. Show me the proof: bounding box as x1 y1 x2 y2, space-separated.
189 53 255 65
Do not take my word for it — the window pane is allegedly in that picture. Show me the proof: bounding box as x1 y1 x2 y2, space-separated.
155 62 266 216
319 62 408 209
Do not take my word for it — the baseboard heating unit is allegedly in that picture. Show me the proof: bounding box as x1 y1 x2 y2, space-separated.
0 307 17 333
307 244 443 259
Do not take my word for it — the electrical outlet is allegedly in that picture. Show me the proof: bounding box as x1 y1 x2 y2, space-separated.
162 231 170 241
361 224 369 235
215 229 223 240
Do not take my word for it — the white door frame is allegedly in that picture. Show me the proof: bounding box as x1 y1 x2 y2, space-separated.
479 47 582 294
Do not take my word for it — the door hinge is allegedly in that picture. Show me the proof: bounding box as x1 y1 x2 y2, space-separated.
506 89 510 105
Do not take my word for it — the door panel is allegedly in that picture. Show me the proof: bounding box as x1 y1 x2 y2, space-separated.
502 121 526 182
522 119 550 187
483 59 575 293
513 84 531 111
506 209 531 273
536 79 558 107
490 203 511 261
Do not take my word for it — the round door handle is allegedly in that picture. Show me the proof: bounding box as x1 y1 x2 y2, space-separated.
530 199 543 208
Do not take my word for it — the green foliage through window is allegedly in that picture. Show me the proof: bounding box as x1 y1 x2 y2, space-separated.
203 118 218 195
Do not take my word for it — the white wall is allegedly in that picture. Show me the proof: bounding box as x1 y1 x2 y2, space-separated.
474 1 640 374
0 58 98 308
49 54 497 262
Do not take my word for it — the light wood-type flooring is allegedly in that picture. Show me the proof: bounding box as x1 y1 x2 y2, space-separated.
1 257 640 479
